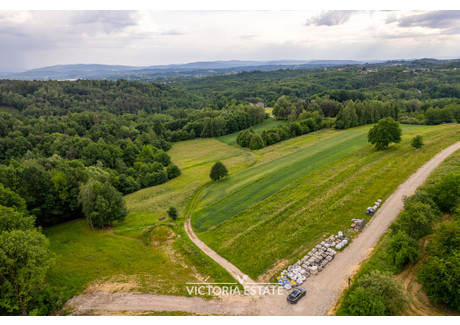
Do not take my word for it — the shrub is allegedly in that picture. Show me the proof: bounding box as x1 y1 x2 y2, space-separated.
249 134 265 150
338 270 406 315
166 164 181 180
417 220 460 311
167 207 178 220
391 200 439 240
411 135 424 149
387 231 420 269
210 162 228 181
427 173 460 213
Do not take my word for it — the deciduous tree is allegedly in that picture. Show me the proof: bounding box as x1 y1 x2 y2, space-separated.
210 161 228 181
368 117 402 150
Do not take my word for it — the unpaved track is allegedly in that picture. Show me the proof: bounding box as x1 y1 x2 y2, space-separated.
185 219 255 290
66 142 460 316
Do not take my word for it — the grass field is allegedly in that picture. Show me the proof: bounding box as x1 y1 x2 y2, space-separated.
195 127 369 231
217 118 286 145
44 138 252 301
193 124 460 279
45 123 460 302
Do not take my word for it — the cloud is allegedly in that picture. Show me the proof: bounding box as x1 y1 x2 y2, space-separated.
306 11 358 27
389 10 460 29
70 11 138 32
159 29 186 36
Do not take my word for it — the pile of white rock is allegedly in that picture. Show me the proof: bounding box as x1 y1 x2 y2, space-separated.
278 231 349 289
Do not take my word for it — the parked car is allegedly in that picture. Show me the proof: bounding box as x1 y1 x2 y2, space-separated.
287 287 306 304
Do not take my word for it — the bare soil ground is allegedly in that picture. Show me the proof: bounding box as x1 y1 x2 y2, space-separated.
395 238 459 316
65 142 460 316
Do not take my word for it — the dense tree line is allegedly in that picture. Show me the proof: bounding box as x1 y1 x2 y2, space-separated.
236 91 457 150
0 156 135 227
175 62 460 108
237 111 325 150
337 169 460 315
0 197 55 315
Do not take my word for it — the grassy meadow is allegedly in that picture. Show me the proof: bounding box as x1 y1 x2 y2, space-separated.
193 124 460 279
44 121 459 302
195 127 369 231
44 137 252 300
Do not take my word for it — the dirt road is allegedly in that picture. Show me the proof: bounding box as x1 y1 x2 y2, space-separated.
66 142 460 316
185 219 255 290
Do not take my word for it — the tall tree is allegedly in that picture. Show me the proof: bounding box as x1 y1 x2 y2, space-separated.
79 179 128 229
0 206 53 316
368 117 402 150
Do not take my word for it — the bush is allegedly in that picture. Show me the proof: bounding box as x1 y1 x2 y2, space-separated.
418 254 460 311
391 200 439 240
417 220 460 311
427 173 460 213
338 270 406 315
167 207 178 220
166 164 181 180
387 231 420 269
249 134 265 150
411 135 424 149
210 161 228 181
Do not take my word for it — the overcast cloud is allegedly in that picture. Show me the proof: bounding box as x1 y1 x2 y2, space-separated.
0 10 459 72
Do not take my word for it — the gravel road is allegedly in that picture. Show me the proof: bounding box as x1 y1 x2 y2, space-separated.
66 142 460 316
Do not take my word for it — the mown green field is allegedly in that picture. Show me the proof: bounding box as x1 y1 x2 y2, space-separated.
193 124 460 279
217 118 286 145
195 127 369 231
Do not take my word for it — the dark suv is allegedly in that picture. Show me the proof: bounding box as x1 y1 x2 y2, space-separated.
287 287 306 304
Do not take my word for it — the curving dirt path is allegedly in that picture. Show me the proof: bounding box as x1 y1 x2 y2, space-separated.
66 142 460 316
185 219 255 290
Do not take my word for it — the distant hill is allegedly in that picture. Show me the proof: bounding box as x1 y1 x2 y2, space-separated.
1 58 457 81
0 60 377 81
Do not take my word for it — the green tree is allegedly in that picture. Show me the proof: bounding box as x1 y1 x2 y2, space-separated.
0 183 27 214
368 117 402 150
391 200 439 240
387 231 420 269
135 145 156 164
166 164 181 180
0 205 35 232
0 207 53 316
210 161 228 181
153 149 171 167
338 271 406 316
79 179 128 229
411 135 424 149
249 134 265 150
418 221 460 311
428 173 460 212
167 207 178 220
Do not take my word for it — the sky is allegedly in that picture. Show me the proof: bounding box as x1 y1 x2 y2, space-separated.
0 6 459 72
